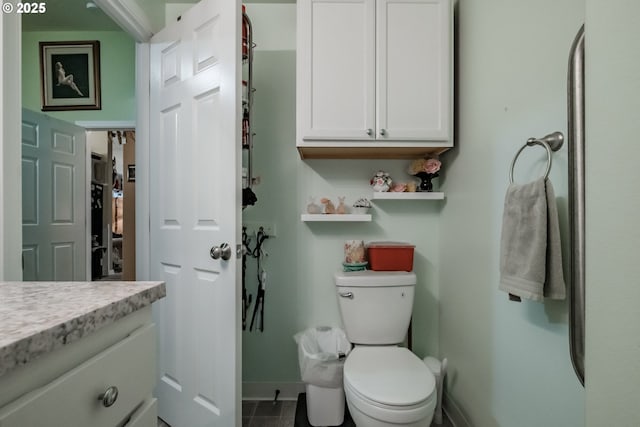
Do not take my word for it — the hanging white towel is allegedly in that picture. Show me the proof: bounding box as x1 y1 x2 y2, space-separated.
499 177 565 302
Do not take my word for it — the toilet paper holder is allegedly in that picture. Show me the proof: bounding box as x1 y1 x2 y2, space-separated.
424 356 448 425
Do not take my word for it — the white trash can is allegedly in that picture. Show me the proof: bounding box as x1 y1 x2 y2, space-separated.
295 327 352 426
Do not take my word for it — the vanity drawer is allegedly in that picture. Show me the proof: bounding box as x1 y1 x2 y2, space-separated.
125 398 157 427
0 324 155 427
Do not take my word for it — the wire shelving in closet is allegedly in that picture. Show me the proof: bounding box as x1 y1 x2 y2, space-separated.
242 5 258 209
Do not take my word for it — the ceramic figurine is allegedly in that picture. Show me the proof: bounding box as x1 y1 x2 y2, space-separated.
320 197 336 214
352 198 371 214
391 183 407 192
336 196 347 214
370 170 392 192
307 197 321 214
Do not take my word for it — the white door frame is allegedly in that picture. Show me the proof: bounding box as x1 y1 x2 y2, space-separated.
0 13 23 280
134 43 151 281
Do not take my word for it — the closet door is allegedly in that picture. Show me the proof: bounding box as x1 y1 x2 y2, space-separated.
297 0 375 141
376 0 450 141
21 109 87 281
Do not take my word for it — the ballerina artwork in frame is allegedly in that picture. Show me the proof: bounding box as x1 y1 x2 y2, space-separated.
39 40 101 111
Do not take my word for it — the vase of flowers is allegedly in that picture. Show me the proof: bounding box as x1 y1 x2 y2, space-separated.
408 157 441 192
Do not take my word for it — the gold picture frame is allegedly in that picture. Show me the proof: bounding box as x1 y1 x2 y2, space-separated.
39 40 101 111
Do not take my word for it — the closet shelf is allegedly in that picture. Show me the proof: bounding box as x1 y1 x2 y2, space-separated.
372 192 445 200
301 214 372 222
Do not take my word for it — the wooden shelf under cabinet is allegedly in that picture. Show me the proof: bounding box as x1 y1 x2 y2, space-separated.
297 144 451 160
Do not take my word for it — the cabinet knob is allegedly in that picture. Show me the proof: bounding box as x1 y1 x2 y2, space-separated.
366 128 373 136
380 129 387 137
98 386 119 408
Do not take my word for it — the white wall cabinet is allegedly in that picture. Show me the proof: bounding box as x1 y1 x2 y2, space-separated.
297 0 452 159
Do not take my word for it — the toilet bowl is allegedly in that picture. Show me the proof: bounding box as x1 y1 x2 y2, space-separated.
343 346 436 427
334 271 436 426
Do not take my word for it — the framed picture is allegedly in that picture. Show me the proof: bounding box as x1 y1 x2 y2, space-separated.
39 41 101 111
127 164 136 182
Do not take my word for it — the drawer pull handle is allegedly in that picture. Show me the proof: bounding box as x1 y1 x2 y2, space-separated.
98 386 119 407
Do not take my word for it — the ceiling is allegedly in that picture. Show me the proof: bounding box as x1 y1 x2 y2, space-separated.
21 0 297 33
22 0 122 31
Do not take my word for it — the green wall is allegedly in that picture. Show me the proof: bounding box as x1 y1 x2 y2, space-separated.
438 0 585 426
241 4 441 386
22 31 135 122
585 0 640 424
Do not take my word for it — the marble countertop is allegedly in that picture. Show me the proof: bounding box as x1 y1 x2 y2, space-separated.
0 281 165 377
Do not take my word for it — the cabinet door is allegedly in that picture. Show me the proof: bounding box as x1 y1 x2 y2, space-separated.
297 0 375 140
0 325 154 427
376 0 450 140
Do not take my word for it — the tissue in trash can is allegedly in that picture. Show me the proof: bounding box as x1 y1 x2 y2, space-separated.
294 327 352 388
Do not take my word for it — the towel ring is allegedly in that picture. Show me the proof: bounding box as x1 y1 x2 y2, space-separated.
509 132 565 184
509 140 552 183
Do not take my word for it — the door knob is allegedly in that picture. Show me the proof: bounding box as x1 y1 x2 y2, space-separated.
380 129 387 136
210 243 232 261
366 128 373 136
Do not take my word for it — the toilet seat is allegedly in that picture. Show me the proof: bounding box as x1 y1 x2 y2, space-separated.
344 347 436 424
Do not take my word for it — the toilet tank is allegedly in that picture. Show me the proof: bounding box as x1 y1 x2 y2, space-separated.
334 271 416 345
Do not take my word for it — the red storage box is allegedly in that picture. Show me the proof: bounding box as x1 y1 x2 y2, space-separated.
366 241 415 272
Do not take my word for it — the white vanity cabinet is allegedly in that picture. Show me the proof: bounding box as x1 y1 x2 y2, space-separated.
0 307 158 427
296 0 452 159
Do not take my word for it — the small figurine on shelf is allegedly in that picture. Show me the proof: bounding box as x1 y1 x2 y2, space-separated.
370 170 393 192
320 197 336 214
391 183 407 192
336 196 347 214
306 197 321 214
352 198 371 214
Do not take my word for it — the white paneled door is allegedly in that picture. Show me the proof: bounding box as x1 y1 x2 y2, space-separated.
149 0 241 426
21 109 87 281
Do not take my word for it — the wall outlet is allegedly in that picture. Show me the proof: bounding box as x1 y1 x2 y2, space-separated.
243 221 276 238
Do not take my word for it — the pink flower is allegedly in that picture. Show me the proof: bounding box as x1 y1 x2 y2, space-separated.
424 158 441 174
408 157 442 175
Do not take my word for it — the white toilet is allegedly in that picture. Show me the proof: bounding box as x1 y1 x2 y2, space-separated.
334 270 436 427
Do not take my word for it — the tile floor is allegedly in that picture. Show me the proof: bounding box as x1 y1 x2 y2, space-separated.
159 397 454 427
243 399 297 427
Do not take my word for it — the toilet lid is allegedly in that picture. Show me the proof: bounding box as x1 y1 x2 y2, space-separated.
344 347 435 407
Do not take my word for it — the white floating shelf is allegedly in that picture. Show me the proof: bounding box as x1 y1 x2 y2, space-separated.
301 214 372 222
371 192 445 200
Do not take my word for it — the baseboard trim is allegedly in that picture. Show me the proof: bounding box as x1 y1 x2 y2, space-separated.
443 391 472 427
242 381 305 401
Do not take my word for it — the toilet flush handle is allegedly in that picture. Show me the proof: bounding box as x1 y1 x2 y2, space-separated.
339 292 354 299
